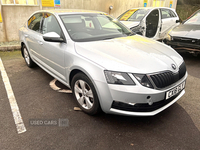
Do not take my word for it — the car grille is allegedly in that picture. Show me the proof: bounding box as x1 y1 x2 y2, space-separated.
172 37 199 45
111 94 179 112
149 62 186 89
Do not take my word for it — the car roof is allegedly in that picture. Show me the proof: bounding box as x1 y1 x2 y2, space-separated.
128 7 175 11
34 9 105 15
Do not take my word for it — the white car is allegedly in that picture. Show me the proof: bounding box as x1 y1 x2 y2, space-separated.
118 7 180 40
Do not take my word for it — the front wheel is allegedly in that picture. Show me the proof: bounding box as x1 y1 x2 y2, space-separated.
71 73 101 115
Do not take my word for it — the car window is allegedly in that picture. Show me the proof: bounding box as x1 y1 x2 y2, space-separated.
118 9 150 21
97 16 121 30
161 9 176 19
42 13 62 36
185 11 200 25
28 13 43 32
60 13 133 42
169 10 177 17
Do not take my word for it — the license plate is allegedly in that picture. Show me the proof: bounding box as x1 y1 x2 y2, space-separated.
166 81 185 100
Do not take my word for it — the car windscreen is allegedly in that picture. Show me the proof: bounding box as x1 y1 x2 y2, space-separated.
184 10 200 25
60 13 133 42
118 9 150 21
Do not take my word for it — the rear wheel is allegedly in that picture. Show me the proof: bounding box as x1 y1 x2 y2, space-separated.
23 45 35 68
71 73 101 115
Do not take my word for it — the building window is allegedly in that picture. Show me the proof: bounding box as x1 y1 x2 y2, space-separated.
1 0 38 5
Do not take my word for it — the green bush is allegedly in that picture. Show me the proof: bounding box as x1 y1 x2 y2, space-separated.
178 0 200 5
176 4 200 21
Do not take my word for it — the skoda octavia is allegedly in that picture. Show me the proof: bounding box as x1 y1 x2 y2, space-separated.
19 10 187 116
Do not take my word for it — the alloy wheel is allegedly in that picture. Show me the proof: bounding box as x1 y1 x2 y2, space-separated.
74 80 94 110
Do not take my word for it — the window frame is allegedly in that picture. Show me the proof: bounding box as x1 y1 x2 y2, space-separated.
169 10 177 17
42 13 63 35
27 12 44 33
1 0 39 6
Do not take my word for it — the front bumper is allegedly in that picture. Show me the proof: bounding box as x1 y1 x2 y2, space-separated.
97 72 187 116
110 90 185 116
165 39 200 52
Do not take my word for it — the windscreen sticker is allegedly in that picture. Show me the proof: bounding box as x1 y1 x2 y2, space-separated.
119 9 138 21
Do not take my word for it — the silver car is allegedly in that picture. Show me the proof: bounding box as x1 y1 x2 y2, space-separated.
19 10 187 116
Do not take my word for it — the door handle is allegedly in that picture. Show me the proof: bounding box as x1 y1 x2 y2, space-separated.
24 34 28 37
38 41 43 45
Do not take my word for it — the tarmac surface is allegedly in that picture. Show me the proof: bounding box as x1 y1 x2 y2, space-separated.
0 50 200 150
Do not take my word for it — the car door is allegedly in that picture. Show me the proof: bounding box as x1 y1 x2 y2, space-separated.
38 13 67 81
26 13 44 59
160 8 180 39
143 9 161 39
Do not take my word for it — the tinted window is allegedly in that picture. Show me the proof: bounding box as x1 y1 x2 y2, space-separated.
28 13 43 32
42 13 62 36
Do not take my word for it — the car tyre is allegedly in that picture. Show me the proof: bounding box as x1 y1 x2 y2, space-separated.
22 45 35 68
71 73 101 115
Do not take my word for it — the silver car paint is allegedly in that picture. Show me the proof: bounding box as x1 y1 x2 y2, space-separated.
19 10 187 116
75 35 183 73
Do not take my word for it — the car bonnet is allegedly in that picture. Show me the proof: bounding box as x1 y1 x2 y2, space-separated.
170 24 200 39
74 35 183 74
120 21 140 29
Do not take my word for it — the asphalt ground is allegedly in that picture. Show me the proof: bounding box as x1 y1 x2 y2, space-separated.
0 51 200 150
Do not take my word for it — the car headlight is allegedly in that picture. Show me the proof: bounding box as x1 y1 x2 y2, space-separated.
165 29 173 41
104 71 135 85
133 74 153 89
166 34 172 41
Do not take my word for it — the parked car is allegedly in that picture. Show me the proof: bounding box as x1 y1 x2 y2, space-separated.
164 9 200 56
118 7 180 40
19 10 187 116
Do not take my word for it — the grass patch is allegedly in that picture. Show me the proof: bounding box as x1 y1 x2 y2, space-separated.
0 50 21 60
176 4 200 21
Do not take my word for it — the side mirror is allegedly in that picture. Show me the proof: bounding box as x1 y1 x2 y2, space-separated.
43 32 64 42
